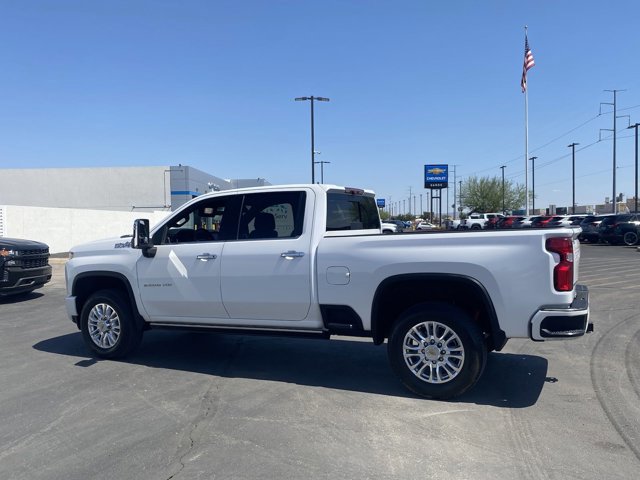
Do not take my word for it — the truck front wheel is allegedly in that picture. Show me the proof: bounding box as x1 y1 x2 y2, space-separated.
387 304 486 399
80 289 143 359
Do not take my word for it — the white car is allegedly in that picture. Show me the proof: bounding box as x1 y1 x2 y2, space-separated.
381 222 397 233
416 221 435 230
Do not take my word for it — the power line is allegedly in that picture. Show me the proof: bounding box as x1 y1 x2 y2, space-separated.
460 104 640 180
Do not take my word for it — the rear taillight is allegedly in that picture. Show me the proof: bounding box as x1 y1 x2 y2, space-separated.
546 237 574 291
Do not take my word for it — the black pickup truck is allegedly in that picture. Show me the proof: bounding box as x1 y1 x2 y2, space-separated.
0 238 52 296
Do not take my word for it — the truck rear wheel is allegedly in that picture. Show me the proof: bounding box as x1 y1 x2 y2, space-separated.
387 303 486 400
80 289 143 359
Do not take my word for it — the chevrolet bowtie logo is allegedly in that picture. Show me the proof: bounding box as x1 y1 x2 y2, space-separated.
427 167 446 175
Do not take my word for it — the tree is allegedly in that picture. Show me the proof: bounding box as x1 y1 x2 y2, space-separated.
462 175 526 213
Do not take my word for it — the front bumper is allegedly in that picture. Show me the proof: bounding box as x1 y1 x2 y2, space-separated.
0 265 52 296
65 295 79 325
530 284 592 341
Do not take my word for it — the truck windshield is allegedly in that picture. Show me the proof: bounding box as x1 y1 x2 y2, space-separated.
326 192 380 231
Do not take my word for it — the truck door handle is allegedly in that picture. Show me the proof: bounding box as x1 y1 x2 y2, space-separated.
281 251 305 259
197 253 217 261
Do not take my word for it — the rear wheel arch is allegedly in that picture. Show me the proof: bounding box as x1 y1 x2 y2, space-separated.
371 274 505 351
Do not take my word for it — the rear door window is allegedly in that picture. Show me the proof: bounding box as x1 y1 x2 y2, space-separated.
238 191 307 240
326 192 380 231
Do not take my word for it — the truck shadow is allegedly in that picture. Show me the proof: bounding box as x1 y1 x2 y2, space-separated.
0 291 45 304
34 330 547 408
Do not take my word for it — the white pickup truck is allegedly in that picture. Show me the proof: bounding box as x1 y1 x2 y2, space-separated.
460 212 504 229
65 184 591 399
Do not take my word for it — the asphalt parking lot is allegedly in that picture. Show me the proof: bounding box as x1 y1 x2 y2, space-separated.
1 243 639 480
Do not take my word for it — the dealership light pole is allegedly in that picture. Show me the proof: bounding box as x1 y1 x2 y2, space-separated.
315 160 331 183
568 143 579 214
629 123 640 213
295 96 330 184
529 156 538 213
500 165 506 214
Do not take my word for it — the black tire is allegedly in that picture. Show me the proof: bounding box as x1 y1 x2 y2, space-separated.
471 224 481 230
80 289 143 359
623 231 639 246
387 303 487 400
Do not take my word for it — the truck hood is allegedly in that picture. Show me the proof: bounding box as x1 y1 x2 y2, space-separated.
0 237 49 250
70 236 134 256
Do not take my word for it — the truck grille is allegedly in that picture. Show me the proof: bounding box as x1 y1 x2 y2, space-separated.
19 248 49 256
16 248 50 268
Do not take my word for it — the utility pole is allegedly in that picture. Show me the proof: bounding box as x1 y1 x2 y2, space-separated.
628 123 640 213
420 194 423 217
458 180 463 216
408 187 412 216
529 156 538 213
568 143 579 214
500 165 506 215
601 90 625 213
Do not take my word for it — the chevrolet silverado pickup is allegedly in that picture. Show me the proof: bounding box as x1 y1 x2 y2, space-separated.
65 184 592 399
0 238 52 296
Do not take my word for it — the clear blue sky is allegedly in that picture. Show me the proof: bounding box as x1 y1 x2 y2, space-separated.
2 1 639 214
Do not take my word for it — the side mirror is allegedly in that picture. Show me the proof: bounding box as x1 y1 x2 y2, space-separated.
132 219 156 257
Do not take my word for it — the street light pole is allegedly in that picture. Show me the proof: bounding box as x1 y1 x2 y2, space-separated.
568 143 579 214
295 96 330 184
628 124 640 213
315 161 331 183
500 165 506 214
529 156 538 213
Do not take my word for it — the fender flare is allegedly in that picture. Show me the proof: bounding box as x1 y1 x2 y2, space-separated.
370 273 506 350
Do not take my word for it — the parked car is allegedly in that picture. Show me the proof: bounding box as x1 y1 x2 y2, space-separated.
616 222 640 246
416 221 435 230
568 215 589 226
460 213 504 230
444 219 462 230
385 220 405 232
545 215 587 228
381 222 398 234
511 215 536 228
578 215 608 243
598 214 640 245
0 238 52 296
530 215 555 228
496 216 523 229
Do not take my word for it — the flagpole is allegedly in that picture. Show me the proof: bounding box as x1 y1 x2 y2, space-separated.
524 25 529 216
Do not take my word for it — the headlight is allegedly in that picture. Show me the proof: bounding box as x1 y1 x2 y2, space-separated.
0 248 16 265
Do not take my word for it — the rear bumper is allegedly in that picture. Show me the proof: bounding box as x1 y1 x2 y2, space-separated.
530 284 592 341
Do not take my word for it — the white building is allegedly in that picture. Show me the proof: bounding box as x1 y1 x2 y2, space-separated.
0 165 271 253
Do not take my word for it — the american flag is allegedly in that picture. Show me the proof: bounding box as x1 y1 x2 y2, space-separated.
521 36 535 93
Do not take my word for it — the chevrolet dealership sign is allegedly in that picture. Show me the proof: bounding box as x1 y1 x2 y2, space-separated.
424 164 448 189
